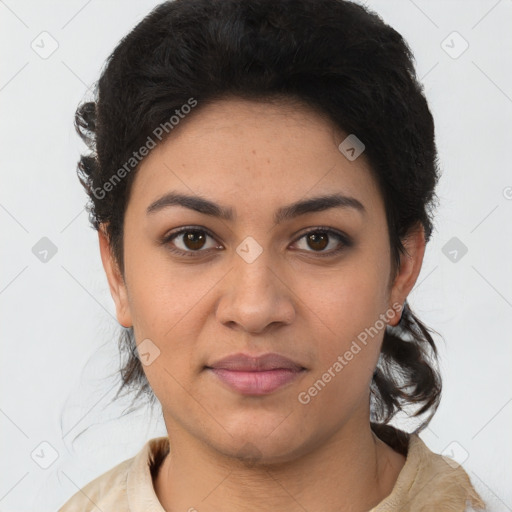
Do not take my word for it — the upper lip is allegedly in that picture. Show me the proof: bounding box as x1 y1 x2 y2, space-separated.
206 353 305 372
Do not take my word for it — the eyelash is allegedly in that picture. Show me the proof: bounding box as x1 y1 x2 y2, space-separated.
161 225 352 258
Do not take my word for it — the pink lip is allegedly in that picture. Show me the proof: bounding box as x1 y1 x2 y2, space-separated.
206 353 306 395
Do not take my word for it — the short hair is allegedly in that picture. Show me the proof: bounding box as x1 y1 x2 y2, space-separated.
75 0 442 432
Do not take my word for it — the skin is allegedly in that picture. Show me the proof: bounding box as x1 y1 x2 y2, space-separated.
98 97 426 511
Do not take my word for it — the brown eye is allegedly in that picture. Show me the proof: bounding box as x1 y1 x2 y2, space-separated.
292 228 351 256
164 228 221 256
306 232 329 251
181 230 207 250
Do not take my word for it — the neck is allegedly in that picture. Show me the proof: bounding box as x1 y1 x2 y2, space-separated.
155 417 406 512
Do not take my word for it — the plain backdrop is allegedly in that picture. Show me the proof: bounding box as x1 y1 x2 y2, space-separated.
1 0 511 510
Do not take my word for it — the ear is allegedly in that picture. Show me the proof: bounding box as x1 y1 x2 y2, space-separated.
98 224 133 328
388 222 426 326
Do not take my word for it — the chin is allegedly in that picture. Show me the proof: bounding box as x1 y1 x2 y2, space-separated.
209 412 313 465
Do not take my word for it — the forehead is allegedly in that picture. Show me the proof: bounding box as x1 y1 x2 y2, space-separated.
127 97 384 220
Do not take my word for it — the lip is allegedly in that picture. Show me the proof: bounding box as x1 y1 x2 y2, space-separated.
205 352 307 395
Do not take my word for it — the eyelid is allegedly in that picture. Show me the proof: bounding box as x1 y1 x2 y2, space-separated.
290 226 352 257
291 226 350 244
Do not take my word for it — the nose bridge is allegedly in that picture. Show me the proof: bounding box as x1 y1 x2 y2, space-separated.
216 237 295 332
233 236 278 300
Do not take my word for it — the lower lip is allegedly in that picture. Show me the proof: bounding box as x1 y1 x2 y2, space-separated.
208 368 305 395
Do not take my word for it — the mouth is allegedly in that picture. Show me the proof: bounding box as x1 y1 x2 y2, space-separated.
205 352 307 396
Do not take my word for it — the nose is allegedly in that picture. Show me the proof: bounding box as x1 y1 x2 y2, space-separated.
215 248 296 334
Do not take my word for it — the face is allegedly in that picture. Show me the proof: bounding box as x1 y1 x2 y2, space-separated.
99 97 424 464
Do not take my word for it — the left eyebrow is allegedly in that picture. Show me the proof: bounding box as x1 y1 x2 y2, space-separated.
274 193 366 223
146 191 366 223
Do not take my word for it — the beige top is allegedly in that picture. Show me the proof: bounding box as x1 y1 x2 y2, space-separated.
58 433 486 511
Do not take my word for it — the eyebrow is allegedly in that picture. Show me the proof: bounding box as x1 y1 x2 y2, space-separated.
146 191 366 224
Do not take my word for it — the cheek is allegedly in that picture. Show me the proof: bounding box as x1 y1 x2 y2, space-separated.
294 252 390 411
122 246 207 392
305 263 388 356
296 278 384 416
124 235 209 335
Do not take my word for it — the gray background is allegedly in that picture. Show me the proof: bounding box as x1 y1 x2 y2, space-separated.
1 0 511 510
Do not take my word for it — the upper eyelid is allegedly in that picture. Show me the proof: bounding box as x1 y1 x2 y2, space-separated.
166 226 220 245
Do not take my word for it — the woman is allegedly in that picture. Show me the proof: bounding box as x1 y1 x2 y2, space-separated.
58 0 486 510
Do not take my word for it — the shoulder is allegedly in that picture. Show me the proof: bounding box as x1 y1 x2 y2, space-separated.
407 435 486 510
57 437 169 512
372 431 487 512
57 457 133 511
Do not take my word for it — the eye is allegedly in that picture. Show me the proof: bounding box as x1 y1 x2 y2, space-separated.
291 227 351 257
163 227 222 257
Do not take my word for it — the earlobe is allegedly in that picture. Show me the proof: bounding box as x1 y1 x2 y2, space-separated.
97 224 133 328
388 223 426 326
